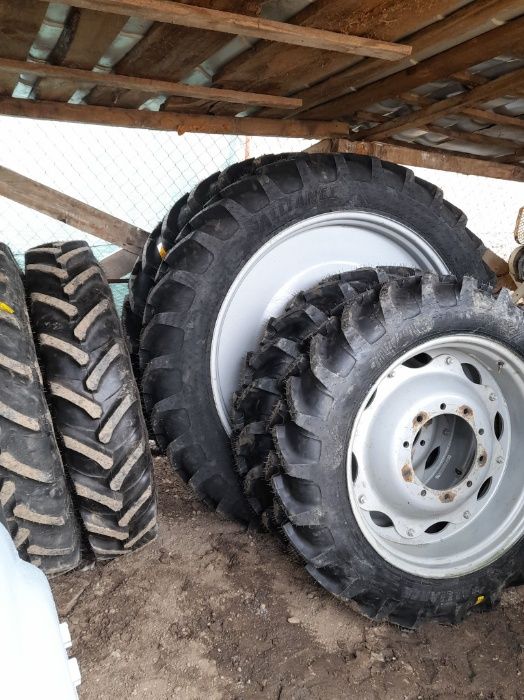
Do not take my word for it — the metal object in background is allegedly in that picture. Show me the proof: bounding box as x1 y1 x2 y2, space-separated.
514 206 524 243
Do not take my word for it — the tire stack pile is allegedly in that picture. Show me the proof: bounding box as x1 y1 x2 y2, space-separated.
128 152 524 627
0 241 158 577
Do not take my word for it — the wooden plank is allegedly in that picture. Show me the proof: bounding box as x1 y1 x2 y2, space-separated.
100 248 137 278
0 96 350 139
303 12 524 121
0 165 147 254
354 67 524 140
202 0 459 117
260 0 523 120
0 0 47 95
329 138 524 181
34 0 412 60
36 8 128 103
424 124 521 153
0 58 302 110
461 107 524 129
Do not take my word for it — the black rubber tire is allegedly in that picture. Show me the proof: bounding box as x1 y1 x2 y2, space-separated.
140 153 493 525
232 267 414 530
25 241 158 559
0 243 81 575
273 273 524 627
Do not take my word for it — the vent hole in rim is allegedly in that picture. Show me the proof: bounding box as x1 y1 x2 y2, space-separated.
494 412 504 440
351 453 359 482
365 389 377 410
477 477 492 500
370 511 394 528
461 362 482 384
403 353 433 368
425 521 449 534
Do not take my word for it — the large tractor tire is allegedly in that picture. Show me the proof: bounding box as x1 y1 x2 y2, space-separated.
25 241 157 559
140 153 493 524
0 244 81 575
273 273 524 627
232 267 414 530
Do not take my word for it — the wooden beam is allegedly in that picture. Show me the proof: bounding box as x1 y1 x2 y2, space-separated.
0 165 147 254
0 58 302 111
328 139 524 181
37 0 412 60
303 14 524 120
424 124 520 153
354 68 524 140
461 107 524 130
100 248 138 279
0 97 350 139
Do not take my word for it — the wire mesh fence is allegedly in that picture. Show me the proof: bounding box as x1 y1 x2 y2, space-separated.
0 113 522 310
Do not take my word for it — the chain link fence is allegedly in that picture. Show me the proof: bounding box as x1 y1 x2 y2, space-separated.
0 114 522 308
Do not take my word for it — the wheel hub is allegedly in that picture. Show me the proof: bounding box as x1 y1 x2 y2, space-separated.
349 335 524 578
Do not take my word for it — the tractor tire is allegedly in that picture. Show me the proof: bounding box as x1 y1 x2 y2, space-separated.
140 153 493 524
0 243 81 575
232 267 414 530
25 241 157 559
273 273 524 627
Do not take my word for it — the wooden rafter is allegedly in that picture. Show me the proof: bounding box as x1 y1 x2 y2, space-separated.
303 13 524 120
0 97 350 139
354 68 524 141
0 58 302 110
34 0 412 61
460 107 524 130
422 125 521 154
0 165 147 254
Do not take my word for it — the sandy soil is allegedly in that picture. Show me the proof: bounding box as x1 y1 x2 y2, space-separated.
52 457 524 700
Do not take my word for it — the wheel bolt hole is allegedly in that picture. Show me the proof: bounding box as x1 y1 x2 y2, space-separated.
462 407 471 416
420 439 426 446
403 441 409 448
416 414 424 423
479 428 484 435
467 480 472 487
420 489 426 497
440 403 446 410
478 454 485 464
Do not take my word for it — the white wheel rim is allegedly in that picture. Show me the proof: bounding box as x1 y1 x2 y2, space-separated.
211 211 448 432
348 335 524 578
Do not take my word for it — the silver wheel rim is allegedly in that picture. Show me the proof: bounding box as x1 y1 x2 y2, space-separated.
348 335 524 578
211 211 448 432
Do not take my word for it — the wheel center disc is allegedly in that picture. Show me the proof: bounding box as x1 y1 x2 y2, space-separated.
348 335 524 578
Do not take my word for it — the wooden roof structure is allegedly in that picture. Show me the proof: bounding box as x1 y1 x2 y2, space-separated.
1 0 524 182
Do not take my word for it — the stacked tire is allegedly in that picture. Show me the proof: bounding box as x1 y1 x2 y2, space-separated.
135 151 524 626
0 240 158 576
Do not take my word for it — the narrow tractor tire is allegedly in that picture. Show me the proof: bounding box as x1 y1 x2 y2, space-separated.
232 267 414 530
141 153 493 525
273 274 524 627
25 241 158 559
0 244 81 575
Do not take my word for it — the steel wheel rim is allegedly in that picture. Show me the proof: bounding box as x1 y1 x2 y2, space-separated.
348 334 524 578
211 210 448 432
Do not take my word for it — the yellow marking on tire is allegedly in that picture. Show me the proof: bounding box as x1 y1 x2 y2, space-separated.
0 352 32 379
124 516 157 549
30 293 77 318
39 334 89 366
49 381 102 418
110 442 145 490
62 435 113 470
63 266 100 295
98 393 136 444
74 299 110 341
13 504 65 526
0 399 39 430
0 301 14 314
118 485 152 527
86 343 122 391
74 483 122 511
0 452 50 483
26 264 68 280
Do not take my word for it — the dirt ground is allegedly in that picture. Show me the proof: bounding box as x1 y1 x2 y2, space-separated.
52 456 524 700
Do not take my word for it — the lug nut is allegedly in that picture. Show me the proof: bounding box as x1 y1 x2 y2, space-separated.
445 356 453 365
358 495 365 505
489 393 497 402
496 456 504 464
463 511 471 520
407 528 415 537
